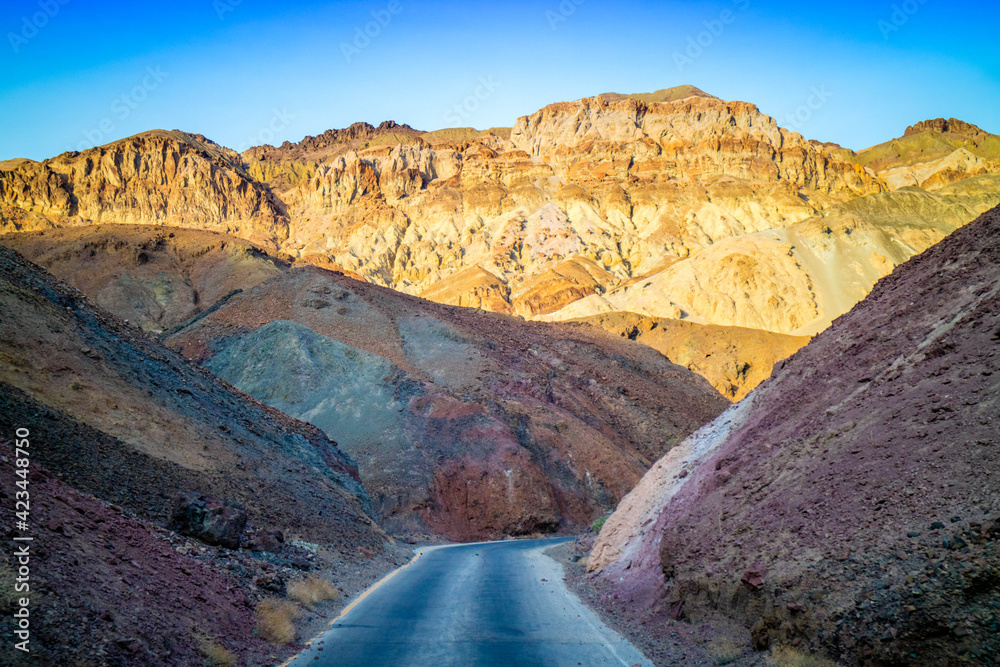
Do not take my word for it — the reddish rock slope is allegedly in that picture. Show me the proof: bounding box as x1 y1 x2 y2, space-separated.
0 462 264 666
164 261 729 541
590 204 1000 664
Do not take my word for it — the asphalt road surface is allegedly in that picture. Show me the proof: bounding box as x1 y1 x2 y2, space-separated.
288 537 652 666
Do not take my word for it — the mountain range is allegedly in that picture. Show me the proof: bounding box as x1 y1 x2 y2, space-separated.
3 86 998 400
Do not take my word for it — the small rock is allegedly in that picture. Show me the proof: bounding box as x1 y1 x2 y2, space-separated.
741 563 767 591
247 530 284 553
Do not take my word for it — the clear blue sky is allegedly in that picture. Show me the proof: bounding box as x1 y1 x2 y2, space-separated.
2 0 998 160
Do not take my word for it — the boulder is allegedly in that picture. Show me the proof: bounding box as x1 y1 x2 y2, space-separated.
247 529 284 553
169 492 247 549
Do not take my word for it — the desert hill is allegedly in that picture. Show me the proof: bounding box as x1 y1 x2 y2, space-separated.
3 224 729 541
589 203 1000 664
0 242 399 663
0 224 289 334
596 84 719 105
844 117 1000 190
157 245 730 540
0 243 382 549
568 312 810 400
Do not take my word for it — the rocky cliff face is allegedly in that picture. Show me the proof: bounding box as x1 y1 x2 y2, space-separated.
2 87 997 387
0 130 289 247
279 93 886 312
241 120 426 191
589 204 1000 664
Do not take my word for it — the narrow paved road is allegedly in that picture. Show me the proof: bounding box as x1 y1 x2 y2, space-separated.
288 537 651 666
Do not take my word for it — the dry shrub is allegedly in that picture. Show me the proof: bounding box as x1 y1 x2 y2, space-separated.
287 575 340 609
255 598 300 644
707 637 743 665
768 645 840 667
198 638 236 667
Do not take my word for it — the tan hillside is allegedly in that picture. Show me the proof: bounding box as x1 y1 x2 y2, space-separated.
571 312 810 400
543 175 1000 334
1 225 288 334
0 130 289 247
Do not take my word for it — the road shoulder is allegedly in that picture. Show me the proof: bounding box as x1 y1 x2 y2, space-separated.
548 537 769 666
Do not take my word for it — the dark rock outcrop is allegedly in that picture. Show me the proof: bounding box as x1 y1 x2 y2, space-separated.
169 492 248 549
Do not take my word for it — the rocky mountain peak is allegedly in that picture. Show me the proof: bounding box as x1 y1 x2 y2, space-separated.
903 117 988 140
595 84 720 104
242 120 424 163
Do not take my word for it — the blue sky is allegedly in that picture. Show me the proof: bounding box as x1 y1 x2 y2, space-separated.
2 0 998 160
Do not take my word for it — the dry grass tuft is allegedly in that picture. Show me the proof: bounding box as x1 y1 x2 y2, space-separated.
255 598 301 644
287 575 340 609
192 628 237 667
768 645 840 667
707 637 743 665
198 638 236 667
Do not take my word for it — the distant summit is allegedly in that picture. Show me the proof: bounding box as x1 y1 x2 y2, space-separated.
903 117 991 139
242 120 424 163
848 116 1000 188
597 84 719 104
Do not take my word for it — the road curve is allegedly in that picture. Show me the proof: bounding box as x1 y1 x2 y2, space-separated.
288 537 652 666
